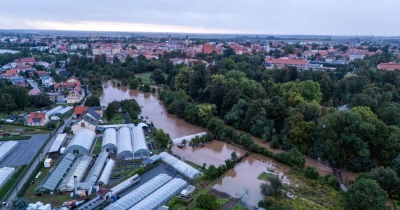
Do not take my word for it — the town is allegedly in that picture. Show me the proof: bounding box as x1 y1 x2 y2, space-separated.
1 30 400 210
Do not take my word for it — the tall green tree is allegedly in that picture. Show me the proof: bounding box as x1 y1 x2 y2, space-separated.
345 178 388 210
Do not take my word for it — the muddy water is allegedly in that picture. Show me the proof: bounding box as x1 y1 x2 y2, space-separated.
213 155 289 209
171 141 246 168
99 81 205 138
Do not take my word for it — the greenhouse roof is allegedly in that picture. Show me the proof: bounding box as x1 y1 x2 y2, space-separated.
159 152 202 179
41 153 76 191
104 173 172 210
129 178 187 210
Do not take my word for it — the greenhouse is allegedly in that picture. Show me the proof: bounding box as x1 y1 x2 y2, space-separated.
86 151 109 184
159 152 202 179
104 174 172 210
49 133 67 153
132 123 150 159
98 159 115 186
0 141 18 162
117 127 133 160
0 167 15 188
46 106 63 117
38 153 76 191
56 106 73 116
58 155 92 192
102 128 117 153
110 174 141 195
129 178 188 210
64 128 96 155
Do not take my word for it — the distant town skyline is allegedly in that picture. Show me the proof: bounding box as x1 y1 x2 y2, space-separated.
1 0 399 36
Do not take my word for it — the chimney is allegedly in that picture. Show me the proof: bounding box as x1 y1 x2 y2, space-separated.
74 176 78 196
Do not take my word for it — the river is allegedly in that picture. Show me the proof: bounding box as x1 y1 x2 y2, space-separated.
99 81 355 208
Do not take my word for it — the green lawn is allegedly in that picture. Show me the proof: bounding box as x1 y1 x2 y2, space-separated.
92 137 103 155
136 72 152 84
0 135 31 141
23 167 75 207
0 124 51 135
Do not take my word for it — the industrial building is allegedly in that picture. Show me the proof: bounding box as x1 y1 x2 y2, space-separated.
57 155 92 192
132 123 150 159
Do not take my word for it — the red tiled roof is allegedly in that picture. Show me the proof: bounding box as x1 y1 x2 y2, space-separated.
5 69 18 77
378 63 400 70
266 58 308 66
27 112 46 123
203 43 213 54
21 57 36 63
74 106 88 115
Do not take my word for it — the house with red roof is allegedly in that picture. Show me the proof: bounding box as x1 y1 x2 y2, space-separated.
378 63 400 70
4 68 18 77
203 43 214 54
74 106 89 118
265 57 309 69
27 112 49 126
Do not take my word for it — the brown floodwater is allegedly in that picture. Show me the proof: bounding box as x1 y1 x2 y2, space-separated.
213 155 289 209
100 81 360 206
171 141 246 168
99 81 206 138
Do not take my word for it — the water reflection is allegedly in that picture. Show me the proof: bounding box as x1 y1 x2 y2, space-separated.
172 141 246 168
213 156 288 208
99 81 206 138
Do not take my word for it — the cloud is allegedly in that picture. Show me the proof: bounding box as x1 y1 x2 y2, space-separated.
23 20 243 34
0 0 399 36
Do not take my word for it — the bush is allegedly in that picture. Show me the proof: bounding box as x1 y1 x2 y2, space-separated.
304 166 319 179
275 148 305 168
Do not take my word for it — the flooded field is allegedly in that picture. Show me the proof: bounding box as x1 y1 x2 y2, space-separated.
100 81 205 138
171 141 246 168
213 155 289 209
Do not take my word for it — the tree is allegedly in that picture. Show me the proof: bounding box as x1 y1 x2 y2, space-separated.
150 68 166 84
105 101 120 121
223 46 235 57
152 129 170 148
85 95 100 107
11 197 29 210
196 192 218 210
174 67 193 92
368 166 399 195
207 117 225 139
260 175 283 197
345 178 388 210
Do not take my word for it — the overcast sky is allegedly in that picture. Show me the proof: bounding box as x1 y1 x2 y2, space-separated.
0 0 399 36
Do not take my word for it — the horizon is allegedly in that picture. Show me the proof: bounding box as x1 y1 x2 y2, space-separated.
1 0 400 37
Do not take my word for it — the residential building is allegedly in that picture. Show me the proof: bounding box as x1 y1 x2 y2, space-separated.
71 108 100 135
378 62 400 70
27 112 49 126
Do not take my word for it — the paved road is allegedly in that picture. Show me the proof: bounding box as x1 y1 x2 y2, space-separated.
1 114 73 208
0 134 49 167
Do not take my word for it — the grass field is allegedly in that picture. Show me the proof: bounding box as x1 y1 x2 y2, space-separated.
92 137 103 155
0 135 31 141
136 72 153 84
23 167 72 208
0 124 51 135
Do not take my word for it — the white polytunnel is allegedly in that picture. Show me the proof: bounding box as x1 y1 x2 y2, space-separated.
104 174 172 210
98 159 115 186
132 123 150 159
64 128 96 155
110 174 141 195
129 178 188 210
86 151 109 184
159 152 202 179
117 127 133 160
102 128 117 153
